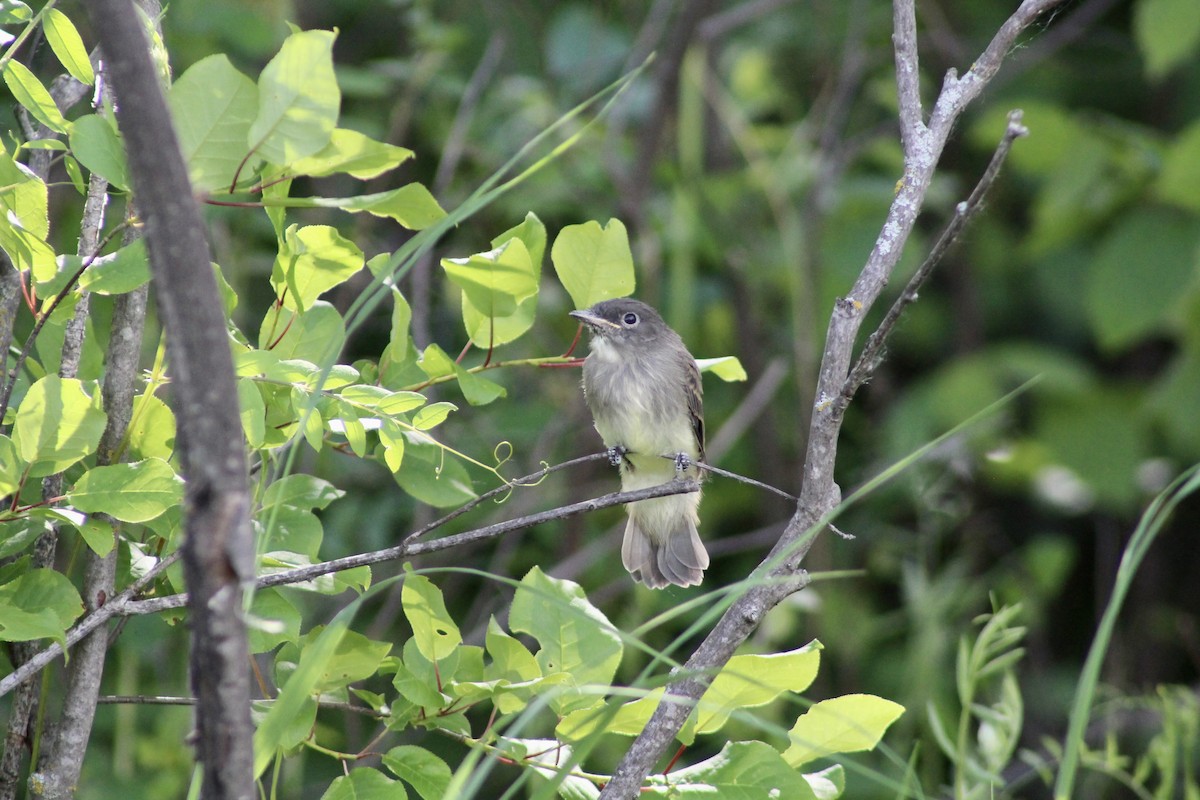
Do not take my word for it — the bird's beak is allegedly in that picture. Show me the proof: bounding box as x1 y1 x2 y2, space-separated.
569 309 620 330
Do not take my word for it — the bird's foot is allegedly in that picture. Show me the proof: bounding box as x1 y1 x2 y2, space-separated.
672 452 692 476
607 445 629 468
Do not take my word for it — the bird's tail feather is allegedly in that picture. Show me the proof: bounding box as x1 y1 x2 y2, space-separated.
622 516 709 589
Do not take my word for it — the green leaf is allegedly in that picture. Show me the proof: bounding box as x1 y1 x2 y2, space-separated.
306 183 447 229
380 421 405 473
22 139 68 151
259 301 346 364
386 287 412 363
3 60 69 134
169 54 260 191
126 392 176 461
394 440 476 508
696 356 748 382
557 690 661 742
452 366 506 406
382 745 451 800
62 154 85 195
783 694 905 767
338 386 425 414
0 223 55 282
694 642 823 736
274 225 365 311
494 212 548 273
402 569 462 662
254 594 361 778
509 566 622 714
0 146 48 237
393 640 451 709
0 520 43 560
0 568 84 646
283 626 392 693
262 473 345 511
1134 0 1200 79
1156 120 1200 213
445 239 541 349
320 767 405 800
416 343 456 379
503 737 600 799
42 8 94 85
485 617 540 682
77 239 150 295
0 1 31 24
74 516 115 557
0 435 21 494
238 378 267 447
659 741 818 799
442 239 532 322
290 128 413 179
13 376 107 476
247 589 302 655
249 29 340 164
68 458 183 523
259 506 324 558
0 146 53 279
69 114 129 190
803 764 846 800
551 218 635 309
410 402 457 431
455 214 547 349
1084 209 1200 351
483 617 544 714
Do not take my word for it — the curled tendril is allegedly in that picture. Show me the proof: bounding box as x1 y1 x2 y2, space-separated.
492 441 513 470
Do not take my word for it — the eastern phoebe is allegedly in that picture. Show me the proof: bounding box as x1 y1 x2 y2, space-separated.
570 298 708 588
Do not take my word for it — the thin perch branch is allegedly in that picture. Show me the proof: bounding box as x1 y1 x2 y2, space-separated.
122 477 702 617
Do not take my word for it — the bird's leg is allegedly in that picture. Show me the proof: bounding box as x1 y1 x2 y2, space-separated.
607 445 629 468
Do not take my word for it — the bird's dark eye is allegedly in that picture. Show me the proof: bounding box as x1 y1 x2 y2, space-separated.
622 312 639 326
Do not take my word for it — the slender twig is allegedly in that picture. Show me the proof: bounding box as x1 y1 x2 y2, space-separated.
656 455 797 503
892 0 925 149
97 695 197 706
839 110 1028 407
403 452 611 544
122 477 701 618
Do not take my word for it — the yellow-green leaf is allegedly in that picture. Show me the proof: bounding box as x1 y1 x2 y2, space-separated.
42 8 94 85
694 643 822 735
696 356 748 382
248 29 339 164
3 61 69 134
783 694 905 767
402 569 462 662
290 128 413 179
551 218 635 309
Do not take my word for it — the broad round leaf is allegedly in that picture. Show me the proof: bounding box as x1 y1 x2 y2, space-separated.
551 218 635 309
68 458 183 523
248 29 340 164
13 376 107 477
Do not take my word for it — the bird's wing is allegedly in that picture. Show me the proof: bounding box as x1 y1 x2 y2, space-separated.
686 357 705 462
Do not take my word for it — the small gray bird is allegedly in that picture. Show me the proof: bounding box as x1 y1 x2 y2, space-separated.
570 298 708 588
